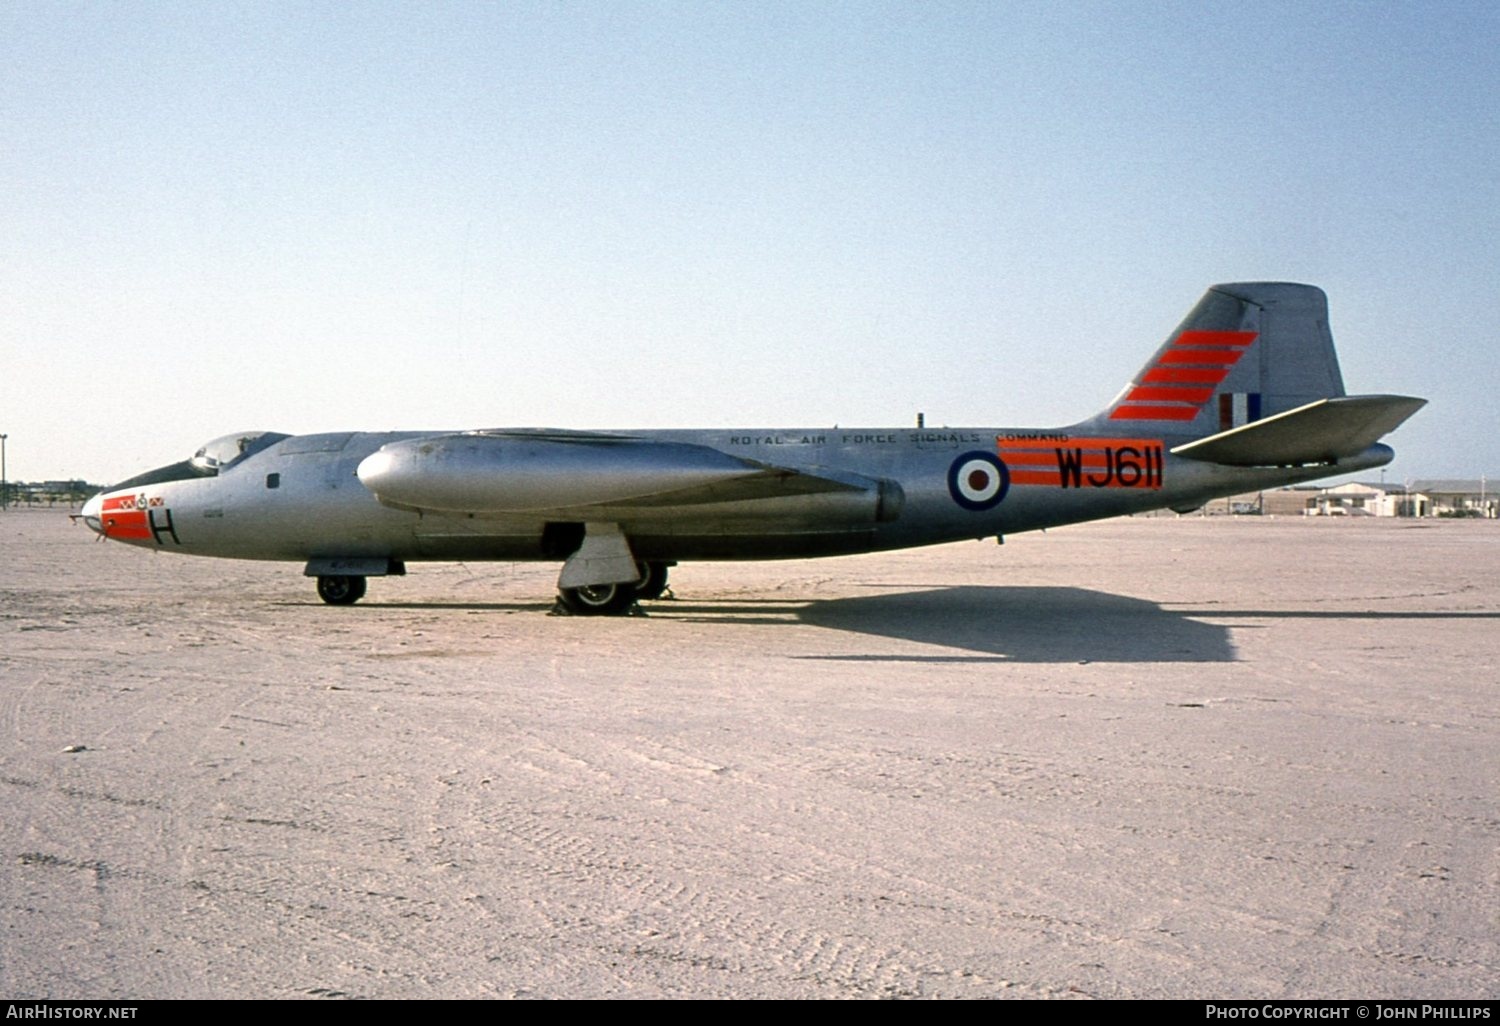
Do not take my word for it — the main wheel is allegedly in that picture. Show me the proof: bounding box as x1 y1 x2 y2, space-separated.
317 574 367 605
634 561 671 601
557 582 638 616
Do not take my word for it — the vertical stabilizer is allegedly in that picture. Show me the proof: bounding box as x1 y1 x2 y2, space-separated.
1090 283 1346 437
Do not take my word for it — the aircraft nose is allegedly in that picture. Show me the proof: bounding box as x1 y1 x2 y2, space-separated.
79 493 105 535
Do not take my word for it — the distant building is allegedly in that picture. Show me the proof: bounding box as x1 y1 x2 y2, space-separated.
1239 479 1496 518
3 480 98 507
1307 481 1421 517
1260 486 1323 517
1219 482 1426 517
1200 487 1319 516
1409 480 1497 518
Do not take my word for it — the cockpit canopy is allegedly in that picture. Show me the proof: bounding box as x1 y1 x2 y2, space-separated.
106 431 290 492
190 431 289 475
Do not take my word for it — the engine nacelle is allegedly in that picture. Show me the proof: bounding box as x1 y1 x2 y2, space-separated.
357 433 768 514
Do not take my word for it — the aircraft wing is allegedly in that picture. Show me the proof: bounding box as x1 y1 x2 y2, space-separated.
356 430 872 517
1169 394 1427 467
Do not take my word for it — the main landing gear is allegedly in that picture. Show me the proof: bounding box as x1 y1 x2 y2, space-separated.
555 561 672 616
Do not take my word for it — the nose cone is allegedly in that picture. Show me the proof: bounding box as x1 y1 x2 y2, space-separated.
356 449 396 490
80 492 104 535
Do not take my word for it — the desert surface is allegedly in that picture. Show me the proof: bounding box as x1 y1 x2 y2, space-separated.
2 509 1495 999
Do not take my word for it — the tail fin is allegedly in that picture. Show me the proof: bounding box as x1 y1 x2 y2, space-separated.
1085 282 1423 466
1096 282 1344 433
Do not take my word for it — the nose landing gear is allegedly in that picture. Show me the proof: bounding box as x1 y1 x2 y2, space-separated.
316 574 367 605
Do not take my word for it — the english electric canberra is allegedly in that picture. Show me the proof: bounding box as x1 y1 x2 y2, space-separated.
81 283 1425 614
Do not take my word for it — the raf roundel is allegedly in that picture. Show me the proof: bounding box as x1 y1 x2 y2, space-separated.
947 451 1010 511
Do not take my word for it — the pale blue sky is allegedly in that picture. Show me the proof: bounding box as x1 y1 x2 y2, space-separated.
3 1 1496 484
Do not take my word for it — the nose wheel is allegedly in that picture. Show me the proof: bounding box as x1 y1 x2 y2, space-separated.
316 574 367 605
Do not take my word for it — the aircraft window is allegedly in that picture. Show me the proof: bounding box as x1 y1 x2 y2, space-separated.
109 460 210 491
190 431 289 475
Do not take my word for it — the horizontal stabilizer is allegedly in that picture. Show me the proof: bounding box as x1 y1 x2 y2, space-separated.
1170 394 1427 467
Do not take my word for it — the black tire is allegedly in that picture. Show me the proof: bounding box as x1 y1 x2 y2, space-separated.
317 574 367 605
635 561 671 601
557 582 638 616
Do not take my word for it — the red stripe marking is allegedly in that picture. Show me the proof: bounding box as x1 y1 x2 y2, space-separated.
102 495 136 511
1143 367 1229 385
1010 470 1062 486
1001 438 1167 489
1109 404 1201 421
1004 451 1115 468
1160 349 1242 366
1081 437 1161 449
1125 385 1215 404
1000 450 1064 465
1175 330 1257 348
102 511 151 540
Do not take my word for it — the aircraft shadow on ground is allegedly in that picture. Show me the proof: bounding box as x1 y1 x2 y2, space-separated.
702 586 1236 664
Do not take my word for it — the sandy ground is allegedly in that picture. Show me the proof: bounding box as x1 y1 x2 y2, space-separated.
1 509 1495 999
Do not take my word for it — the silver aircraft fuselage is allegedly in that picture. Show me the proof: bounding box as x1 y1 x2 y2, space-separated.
81 425 1394 562
78 283 1424 612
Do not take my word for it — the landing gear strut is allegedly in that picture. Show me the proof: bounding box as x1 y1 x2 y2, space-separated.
635 561 671 601
316 574 367 605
